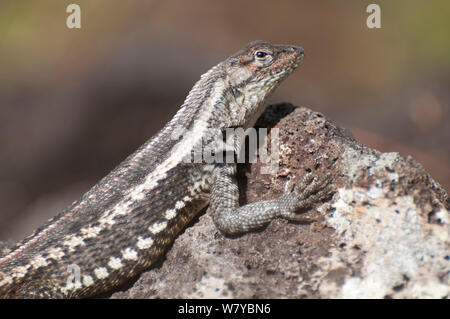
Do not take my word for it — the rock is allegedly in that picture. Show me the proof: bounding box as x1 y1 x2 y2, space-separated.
111 103 449 299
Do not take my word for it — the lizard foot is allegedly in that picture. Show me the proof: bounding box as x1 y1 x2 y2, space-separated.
279 172 334 222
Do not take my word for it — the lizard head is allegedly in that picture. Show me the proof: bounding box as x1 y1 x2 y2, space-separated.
225 40 304 127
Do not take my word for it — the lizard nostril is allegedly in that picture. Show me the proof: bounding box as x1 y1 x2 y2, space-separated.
295 46 305 55
285 46 304 56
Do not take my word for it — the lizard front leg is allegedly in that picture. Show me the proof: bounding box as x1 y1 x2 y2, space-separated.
209 163 333 235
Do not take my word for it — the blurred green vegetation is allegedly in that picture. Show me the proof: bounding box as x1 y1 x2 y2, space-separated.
0 1 448 90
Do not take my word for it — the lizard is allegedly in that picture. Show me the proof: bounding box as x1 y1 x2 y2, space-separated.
0 40 332 298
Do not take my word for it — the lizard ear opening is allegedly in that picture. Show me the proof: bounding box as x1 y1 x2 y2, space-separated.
231 86 242 100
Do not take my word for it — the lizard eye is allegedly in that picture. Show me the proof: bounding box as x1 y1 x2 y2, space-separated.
255 51 268 59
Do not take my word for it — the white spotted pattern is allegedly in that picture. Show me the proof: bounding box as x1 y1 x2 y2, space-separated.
122 247 138 261
136 236 154 250
0 274 13 286
80 225 102 238
61 278 82 294
47 247 65 260
107 257 123 270
63 235 85 252
83 275 95 287
94 267 109 280
175 201 186 210
30 254 48 269
164 208 177 220
148 221 167 234
12 265 30 279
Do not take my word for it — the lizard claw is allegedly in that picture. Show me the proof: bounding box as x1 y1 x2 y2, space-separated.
280 171 333 221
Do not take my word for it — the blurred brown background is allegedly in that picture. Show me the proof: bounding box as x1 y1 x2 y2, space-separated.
0 0 449 241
